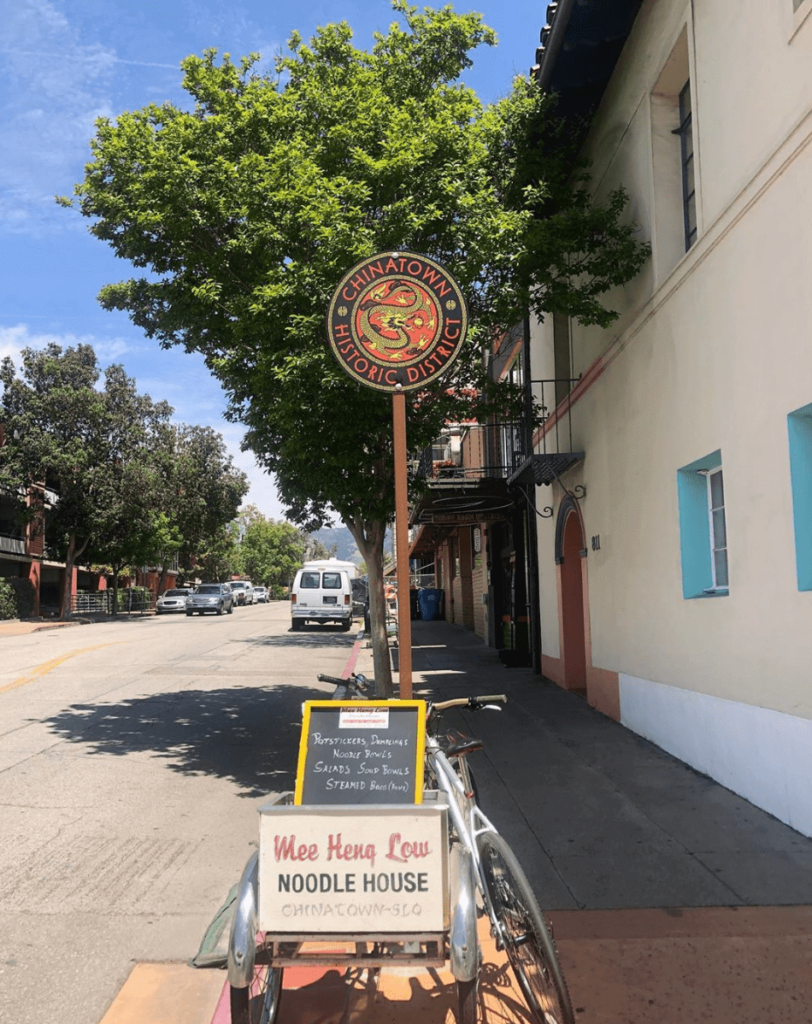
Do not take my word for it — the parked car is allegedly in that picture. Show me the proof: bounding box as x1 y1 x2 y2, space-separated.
156 588 191 614
253 586 268 602
185 583 234 616
230 580 255 605
351 577 368 618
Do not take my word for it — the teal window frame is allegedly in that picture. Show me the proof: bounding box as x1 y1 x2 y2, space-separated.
788 403 812 591
676 449 729 598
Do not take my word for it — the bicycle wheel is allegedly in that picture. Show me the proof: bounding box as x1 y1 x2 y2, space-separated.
229 963 283 1024
477 832 573 1024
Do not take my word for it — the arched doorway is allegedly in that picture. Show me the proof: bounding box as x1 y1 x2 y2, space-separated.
556 497 587 693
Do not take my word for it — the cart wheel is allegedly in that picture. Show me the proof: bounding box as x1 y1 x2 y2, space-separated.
457 977 477 1024
229 966 283 1024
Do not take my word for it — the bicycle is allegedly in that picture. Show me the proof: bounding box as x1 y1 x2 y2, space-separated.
422 689 574 1024
227 672 574 1024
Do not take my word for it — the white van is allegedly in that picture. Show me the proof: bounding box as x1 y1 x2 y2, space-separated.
290 563 354 631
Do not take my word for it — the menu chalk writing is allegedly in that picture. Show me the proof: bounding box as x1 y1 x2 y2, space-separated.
295 700 426 805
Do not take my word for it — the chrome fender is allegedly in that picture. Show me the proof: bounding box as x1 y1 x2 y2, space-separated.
448 841 479 982
227 850 259 989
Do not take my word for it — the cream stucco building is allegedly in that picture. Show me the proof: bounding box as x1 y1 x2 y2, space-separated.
527 0 812 836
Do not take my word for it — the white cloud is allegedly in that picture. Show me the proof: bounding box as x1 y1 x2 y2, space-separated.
0 0 171 235
0 322 130 366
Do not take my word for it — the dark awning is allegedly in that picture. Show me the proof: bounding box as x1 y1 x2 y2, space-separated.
508 452 584 487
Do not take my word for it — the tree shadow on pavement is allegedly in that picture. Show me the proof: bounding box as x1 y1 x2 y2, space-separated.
241 630 359 648
42 684 324 798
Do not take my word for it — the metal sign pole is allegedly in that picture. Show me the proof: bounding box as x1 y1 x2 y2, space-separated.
392 389 413 699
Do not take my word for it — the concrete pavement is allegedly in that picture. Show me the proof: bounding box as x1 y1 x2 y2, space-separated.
404 619 812 1022
0 616 83 637
39 615 812 1022
407 619 812 910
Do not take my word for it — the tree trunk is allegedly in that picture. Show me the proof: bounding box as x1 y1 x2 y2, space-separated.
59 534 90 620
158 560 169 596
59 535 76 621
346 517 394 698
110 563 124 617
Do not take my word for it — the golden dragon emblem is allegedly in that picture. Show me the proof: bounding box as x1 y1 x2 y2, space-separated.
358 280 435 357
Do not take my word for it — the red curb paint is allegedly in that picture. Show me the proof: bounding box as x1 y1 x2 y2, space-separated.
210 981 231 1024
341 637 362 679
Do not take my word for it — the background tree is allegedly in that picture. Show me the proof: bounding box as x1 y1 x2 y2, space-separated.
65 2 648 689
240 517 306 598
193 525 241 583
0 346 171 618
0 344 247 617
156 424 248 588
303 535 333 562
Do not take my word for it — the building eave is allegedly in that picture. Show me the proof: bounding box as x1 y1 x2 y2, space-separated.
532 0 646 124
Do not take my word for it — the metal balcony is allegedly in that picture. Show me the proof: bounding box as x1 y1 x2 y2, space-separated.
508 378 584 487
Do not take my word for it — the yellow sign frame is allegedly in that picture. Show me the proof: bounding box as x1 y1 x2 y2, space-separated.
294 700 427 805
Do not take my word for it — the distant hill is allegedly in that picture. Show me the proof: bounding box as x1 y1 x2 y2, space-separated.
309 526 362 564
307 525 394 566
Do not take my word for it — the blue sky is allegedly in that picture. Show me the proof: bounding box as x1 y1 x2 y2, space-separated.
0 0 541 520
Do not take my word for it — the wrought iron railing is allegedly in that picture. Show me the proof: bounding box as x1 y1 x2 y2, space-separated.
528 377 581 457
71 592 114 615
70 590 156 615
413 379 580 485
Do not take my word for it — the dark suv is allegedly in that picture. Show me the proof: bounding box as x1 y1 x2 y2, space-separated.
185 583 234 616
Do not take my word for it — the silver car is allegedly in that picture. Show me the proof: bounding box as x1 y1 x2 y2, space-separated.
253 586 268 602
185 583 234 616
156 588 191 614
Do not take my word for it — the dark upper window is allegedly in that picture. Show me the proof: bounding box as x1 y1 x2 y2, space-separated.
300 571 320 589
676 80 697 250
322 573 341 589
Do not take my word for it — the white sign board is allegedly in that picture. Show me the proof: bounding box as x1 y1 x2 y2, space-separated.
258 803 447 935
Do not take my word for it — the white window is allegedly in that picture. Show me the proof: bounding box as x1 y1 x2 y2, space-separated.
705 467 729 591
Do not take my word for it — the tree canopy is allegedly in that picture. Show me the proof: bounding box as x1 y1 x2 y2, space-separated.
0 343 248 616
65 1 649 685
239 516 306 598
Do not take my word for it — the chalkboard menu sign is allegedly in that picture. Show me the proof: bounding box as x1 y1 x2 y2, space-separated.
294 701 427 805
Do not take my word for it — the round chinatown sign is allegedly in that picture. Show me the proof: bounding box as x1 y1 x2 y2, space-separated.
327 251 468 392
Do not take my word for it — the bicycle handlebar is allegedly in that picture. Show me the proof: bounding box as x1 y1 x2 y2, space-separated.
316 674 503 712
317 673 346 686
432 694 507 712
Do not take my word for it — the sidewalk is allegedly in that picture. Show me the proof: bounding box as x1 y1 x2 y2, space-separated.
0 617 81 637
404 619 812 1022
407 619 812 910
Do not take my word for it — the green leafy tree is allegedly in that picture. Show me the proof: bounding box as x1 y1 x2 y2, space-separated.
0 346 173 619
155 425 248 588
65 2 648 690
304 536 332 562
241 518 306 598
88 464 169 613
194 525 241 583
0 579 17 620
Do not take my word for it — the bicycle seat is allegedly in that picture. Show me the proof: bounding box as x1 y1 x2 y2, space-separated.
446 738 483 758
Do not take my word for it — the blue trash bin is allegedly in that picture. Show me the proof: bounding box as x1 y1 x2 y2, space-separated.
417 588 443 622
